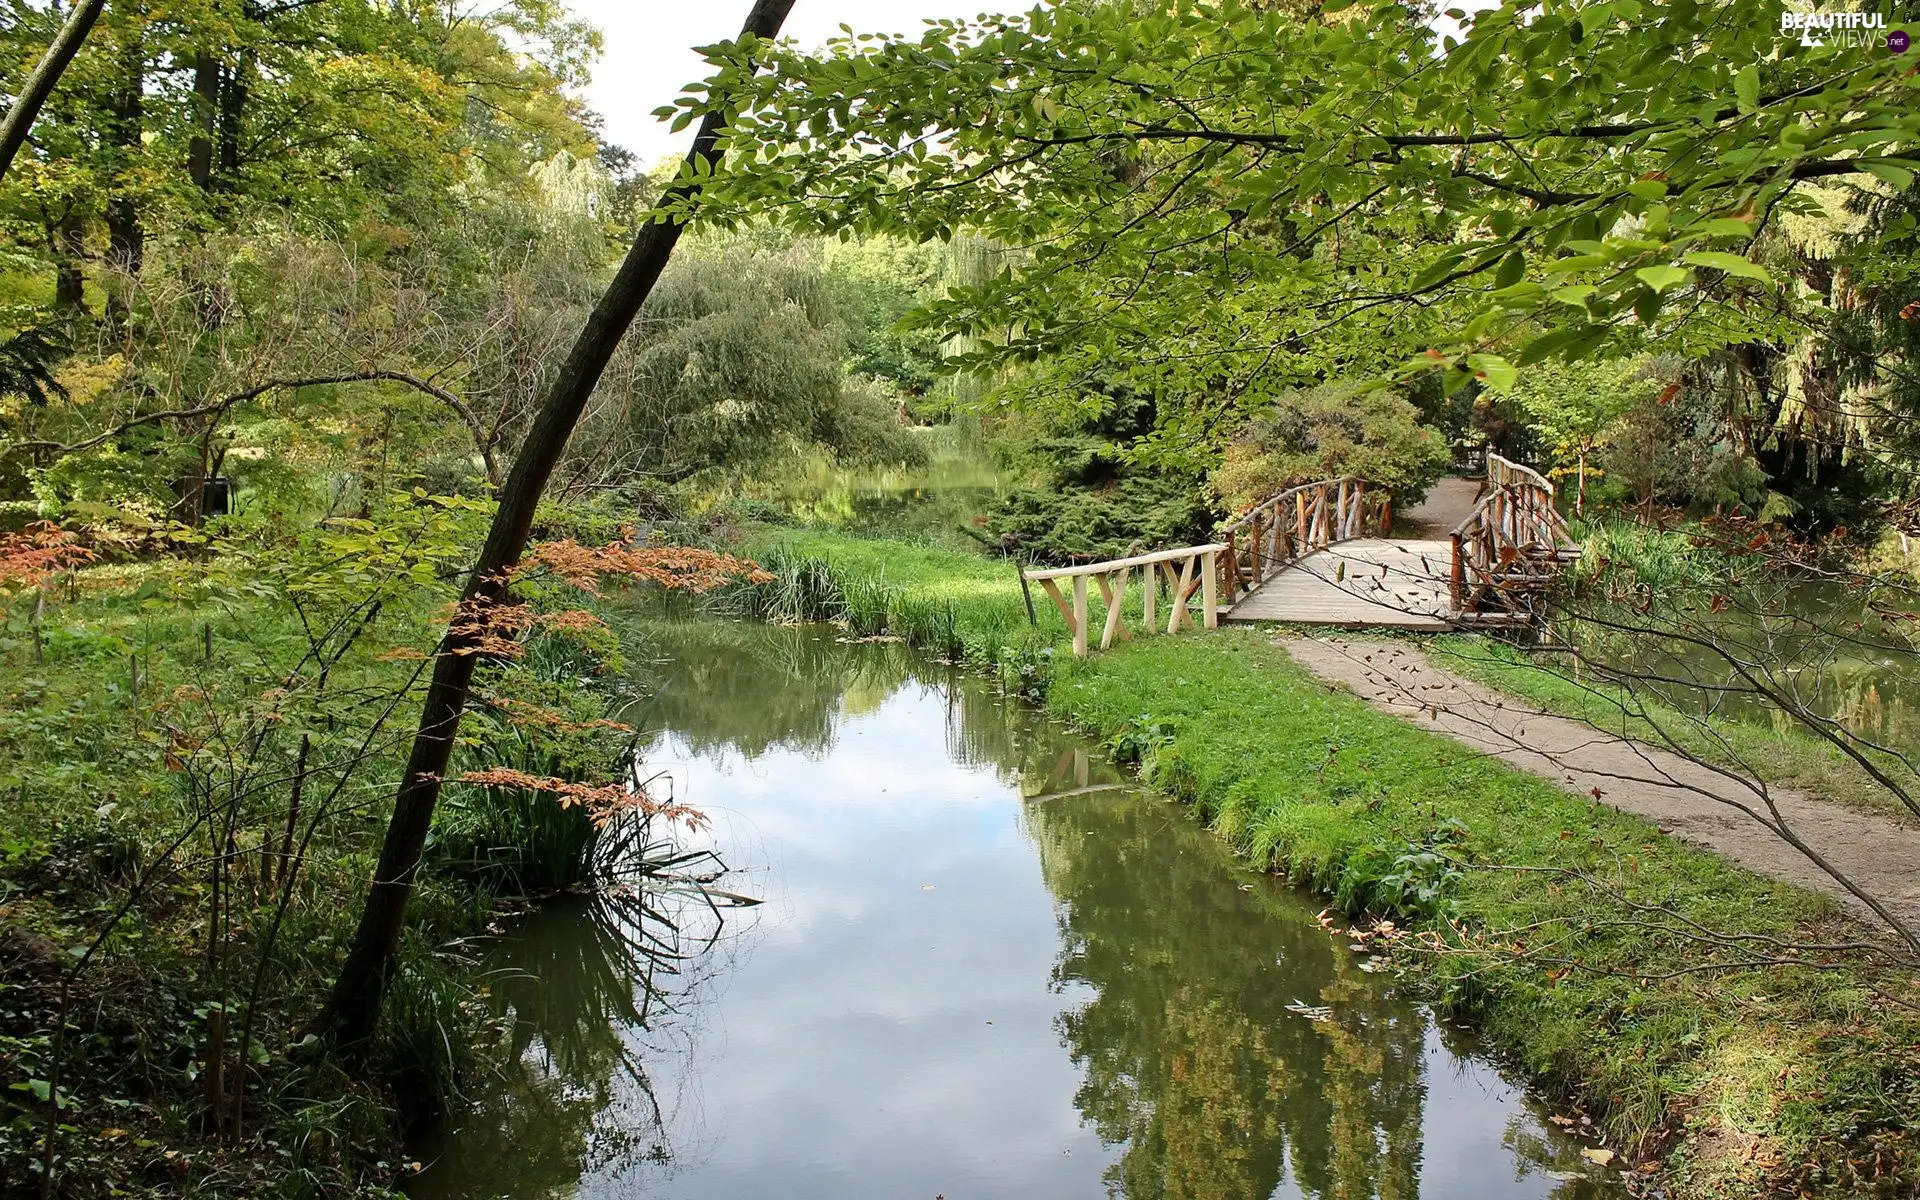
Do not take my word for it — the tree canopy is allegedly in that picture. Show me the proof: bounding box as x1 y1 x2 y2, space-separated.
678 0 1918 461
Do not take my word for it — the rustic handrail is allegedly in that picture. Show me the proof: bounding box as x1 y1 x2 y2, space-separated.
1448 452 1579 617
1023 543 1225 658
1215 476 1392 606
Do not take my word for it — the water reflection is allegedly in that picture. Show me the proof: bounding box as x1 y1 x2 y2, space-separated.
1561 577 1920 752
411 620 1617 1198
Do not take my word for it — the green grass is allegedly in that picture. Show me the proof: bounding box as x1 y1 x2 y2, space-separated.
727 526 1920 1197
1429 635 1919 825
725 528 1062 687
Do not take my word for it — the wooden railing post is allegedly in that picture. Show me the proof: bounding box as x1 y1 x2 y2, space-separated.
1449 533 1466 612
1201 550 1219 628
1072 575 1089 658
1099 565 1129 651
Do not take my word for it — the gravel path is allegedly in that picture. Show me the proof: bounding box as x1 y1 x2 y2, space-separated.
1282 634 1920 934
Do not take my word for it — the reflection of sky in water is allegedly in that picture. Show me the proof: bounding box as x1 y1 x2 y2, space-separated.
413 628 1617 1200
610 689 1115 1197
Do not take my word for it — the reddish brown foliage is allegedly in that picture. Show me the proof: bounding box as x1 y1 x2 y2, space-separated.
448 540 769 660
453 766 704 830
485 696 634 736
513 539 772 596
0 521 95 589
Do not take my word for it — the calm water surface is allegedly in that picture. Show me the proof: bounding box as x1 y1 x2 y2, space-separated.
410 620 1618 1199
1555 577 1920 752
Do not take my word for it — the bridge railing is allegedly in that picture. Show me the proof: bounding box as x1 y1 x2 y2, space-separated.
1448 453 1579 618
1216 476 1392 605
1023 543 1225 658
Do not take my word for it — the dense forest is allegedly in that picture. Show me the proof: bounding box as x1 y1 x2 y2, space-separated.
4 0 1920 1196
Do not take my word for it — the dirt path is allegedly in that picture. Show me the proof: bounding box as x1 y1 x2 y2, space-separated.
1393 475 1482 538
1282 634 1920 933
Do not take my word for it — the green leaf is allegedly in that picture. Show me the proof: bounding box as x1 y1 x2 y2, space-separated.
1467 353 1517 391
1411 250 1467 290
1861 160 1916 191
1516 323 1595 365
1632 286 1664 324
1635 264 1690 293
1495 251 1527 289
1682 251 1771 282
1733 64 1759 113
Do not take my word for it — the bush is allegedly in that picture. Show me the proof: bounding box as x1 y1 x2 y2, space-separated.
985 472 1214 563
1211 382 1450 512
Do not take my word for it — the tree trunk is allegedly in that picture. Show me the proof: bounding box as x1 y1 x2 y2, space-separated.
215 54 249 190
315 0 796 1052
104 35 145 323
53 213 85 311
188 52 218 188
0 0 110 186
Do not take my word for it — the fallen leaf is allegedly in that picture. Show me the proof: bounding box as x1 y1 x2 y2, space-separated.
1581 1147 1615 1166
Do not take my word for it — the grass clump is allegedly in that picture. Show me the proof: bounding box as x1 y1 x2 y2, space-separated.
717 529 1061 690
1048 630 1920 1198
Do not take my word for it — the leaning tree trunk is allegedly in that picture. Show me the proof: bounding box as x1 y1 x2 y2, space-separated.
0 0 110 185
316 0 796 1051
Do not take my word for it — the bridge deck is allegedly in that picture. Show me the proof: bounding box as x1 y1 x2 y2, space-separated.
1222 538 1456 630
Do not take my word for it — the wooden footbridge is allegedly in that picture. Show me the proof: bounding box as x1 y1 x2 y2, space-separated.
1023 455 1579 657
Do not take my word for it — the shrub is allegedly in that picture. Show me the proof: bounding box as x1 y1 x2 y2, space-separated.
1211 382 1450 513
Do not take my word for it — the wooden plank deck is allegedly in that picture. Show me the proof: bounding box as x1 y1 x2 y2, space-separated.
1222 538 1456 630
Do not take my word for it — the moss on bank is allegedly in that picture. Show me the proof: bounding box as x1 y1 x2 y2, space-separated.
731 526 1920 1198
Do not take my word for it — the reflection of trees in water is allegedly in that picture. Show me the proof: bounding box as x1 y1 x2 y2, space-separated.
628 619 921 759
420 622 1610 1199
1573 583 1920 751
409 859 749 1197
1025 789 1431 1199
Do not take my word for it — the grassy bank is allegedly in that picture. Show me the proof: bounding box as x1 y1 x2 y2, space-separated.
720 527 1064 692
730 525 1920 1198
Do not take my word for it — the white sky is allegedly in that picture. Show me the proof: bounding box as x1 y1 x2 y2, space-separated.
565 1 996 168
563 1 1502 168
